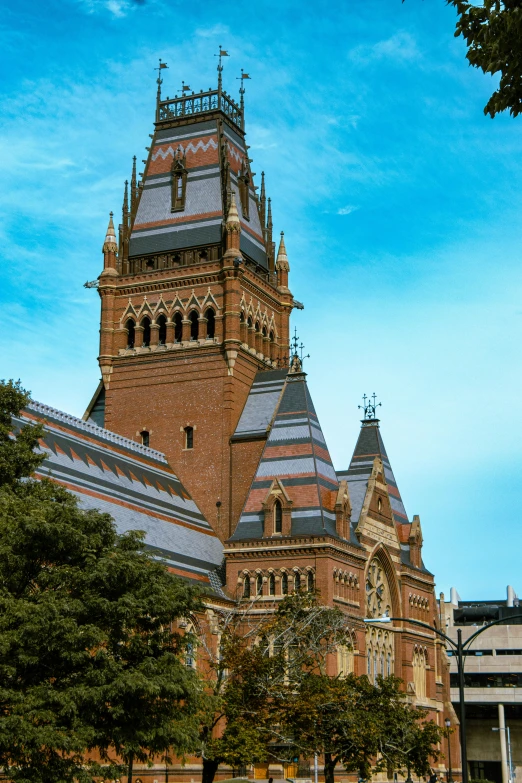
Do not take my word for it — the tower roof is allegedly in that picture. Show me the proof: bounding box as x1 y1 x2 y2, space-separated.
336 418 409 529
126 74 270 270
230 369 342 541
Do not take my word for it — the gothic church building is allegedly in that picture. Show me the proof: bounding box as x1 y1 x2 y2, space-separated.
25 67 457 781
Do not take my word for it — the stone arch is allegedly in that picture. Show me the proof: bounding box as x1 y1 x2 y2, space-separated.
365 544 401 619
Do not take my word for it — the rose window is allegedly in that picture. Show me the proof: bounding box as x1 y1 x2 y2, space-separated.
366 559 391 619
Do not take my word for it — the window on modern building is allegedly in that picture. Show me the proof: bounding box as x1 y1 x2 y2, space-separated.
189 311 199 341
141 317 151 347
307 571 314 592
157 314 167 345
140 430 149 447
174 312 183 343
281 572 288 595
269 573 276 596
243 575 251 599
256 574 263 595
184 426 194 450
126 319 135 349
274 500 282 534
294 572 301 592
205 308 215 339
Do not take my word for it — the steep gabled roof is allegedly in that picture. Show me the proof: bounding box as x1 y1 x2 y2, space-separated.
337 418 409 528
16 402 224 594
230 369 341 541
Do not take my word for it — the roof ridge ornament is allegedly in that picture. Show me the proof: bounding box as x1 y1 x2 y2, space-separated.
289 327 309 374
358 393 382 423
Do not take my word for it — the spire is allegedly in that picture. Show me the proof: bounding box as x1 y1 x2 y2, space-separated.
260 171 266 232
223 190 242 261
276 231 289 272
130 156 138 223
101 212 118 275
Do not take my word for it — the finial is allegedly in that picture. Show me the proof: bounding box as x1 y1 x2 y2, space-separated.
155 59 168 105
289 327 309 373
215 46 230 94
276 231 289 271
237 69 251 129
102 211 118 254
358 394 382 421
226 189 241 227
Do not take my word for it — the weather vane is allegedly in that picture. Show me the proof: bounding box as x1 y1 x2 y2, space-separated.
154 59 168 101
358 393 382 421
215 46 230 90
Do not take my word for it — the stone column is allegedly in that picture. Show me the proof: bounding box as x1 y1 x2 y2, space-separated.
499 704 509 783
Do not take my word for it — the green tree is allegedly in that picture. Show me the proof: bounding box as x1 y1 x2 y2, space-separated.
0 379 203 783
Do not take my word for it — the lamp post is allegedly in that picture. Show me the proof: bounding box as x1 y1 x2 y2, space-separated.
364 613 522 783
445 718 453 783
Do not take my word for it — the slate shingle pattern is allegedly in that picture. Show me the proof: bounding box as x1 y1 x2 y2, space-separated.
231 370 341 540
16 402 224 590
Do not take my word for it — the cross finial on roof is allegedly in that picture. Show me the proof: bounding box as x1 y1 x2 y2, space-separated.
358 393 382 421
289 327 310 373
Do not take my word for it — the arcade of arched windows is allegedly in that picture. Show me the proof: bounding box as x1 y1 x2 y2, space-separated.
333 569 360 604
408 593 430 621
239 567 315 600
365 625 395 684
412 645 428 699
239 308 279 365
122 305 218 353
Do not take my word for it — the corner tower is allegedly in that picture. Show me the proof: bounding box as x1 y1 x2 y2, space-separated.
88 65 295 540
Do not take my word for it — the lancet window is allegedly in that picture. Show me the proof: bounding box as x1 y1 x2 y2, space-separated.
126 318 135 349
274 499 283 534
157 314 167 345
365 625 394 683
174 312 183 343
205 308 215 339
141 317 151 348
189 311 199 341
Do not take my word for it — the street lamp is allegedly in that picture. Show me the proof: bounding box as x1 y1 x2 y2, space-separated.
445 718 453 783
364 612 522 783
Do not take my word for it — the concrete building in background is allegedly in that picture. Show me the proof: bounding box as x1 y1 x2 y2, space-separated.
440 587 522 783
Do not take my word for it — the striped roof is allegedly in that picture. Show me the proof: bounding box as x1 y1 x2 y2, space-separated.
232 369 287 440
130 115 268 268
337 419 409 529
16 402 224 592
230 370 340 541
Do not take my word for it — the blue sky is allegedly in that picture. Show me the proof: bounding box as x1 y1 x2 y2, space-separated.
1 0 521 601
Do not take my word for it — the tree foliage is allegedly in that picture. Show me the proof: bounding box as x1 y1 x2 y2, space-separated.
0 379 203 783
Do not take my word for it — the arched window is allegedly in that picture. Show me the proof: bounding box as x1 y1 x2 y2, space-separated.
189 311 199 341
126 319 135 349
141 317 151 348
337 644 354 677
205 308 215 339
281 572 288 595
256 574 263 595
174 312 182 343
307 571 314 592
294 572 301 592
185 623 197 669
157 314 167 345
274 500 282 534
184 426 194 450
269 573 276 596
140 430 149 447
243 575 250 599
387 652 392 677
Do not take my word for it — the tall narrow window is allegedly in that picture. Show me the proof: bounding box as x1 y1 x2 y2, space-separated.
243 575 250 599
307 571 314 592
269 573 276 596
171 153 187 212
205 308 215 339
141 317 151 348
294 572 301 592
256 574 263 595
281 572 288 595
274 500 282 534
189 311 199 341
174 312 182 343
184 426 194 450
140 430 149 447
157 314 167 345
126 319 135 349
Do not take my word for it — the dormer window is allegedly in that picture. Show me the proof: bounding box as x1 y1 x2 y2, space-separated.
238 169 250 220
274 500 282 534
171 149 187 212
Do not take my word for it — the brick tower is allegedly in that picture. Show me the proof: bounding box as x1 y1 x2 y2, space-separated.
87 62 296 540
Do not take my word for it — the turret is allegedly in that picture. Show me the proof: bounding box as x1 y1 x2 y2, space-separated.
101 212 118 277
276 231 290 292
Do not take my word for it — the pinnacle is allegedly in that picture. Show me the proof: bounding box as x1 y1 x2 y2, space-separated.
226 190 241 226
276 231 289 271
103 211 118 253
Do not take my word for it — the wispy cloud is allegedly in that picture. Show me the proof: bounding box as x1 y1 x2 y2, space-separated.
74 0 146 17
337 205 359 215
349 31 420 66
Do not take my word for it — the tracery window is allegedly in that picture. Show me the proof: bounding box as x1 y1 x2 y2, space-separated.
365 624 394 684
413 647 428 699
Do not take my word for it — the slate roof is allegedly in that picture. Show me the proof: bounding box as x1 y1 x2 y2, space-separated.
230 370 341 541
336 419 409 528
130 111 268 268
16 402 224 594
